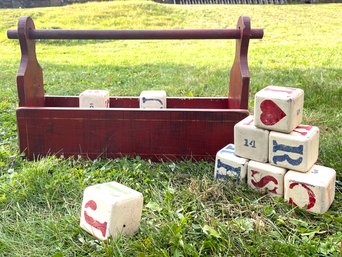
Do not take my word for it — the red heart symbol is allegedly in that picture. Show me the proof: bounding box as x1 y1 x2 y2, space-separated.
260 100 286 125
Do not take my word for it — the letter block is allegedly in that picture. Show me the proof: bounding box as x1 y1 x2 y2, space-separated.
269 125 319 172
80 181 143 240
214 144 249 183
234 115 269 163
247 160 287 197
79 89 110 108
284 165 336 214
139 90 167 109
254 86 304 133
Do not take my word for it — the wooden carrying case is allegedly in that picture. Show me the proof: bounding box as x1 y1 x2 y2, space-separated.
7 16 263 161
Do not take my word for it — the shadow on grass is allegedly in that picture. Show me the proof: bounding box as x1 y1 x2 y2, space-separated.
40 62 341 106
2 60 341 111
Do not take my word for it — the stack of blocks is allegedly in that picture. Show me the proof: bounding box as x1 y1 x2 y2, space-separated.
215 86 336 214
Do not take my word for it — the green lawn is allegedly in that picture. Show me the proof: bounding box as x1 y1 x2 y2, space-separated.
0 1 341 256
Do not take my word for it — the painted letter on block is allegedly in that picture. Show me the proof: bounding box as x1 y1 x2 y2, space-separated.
84 200 108 237
284 165 336 214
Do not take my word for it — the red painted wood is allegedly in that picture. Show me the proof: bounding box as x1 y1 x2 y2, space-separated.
228 16 251 110
7 28 263 40
17 107 248 161
16 17 44 107
45 96 230 109
8 16 263 161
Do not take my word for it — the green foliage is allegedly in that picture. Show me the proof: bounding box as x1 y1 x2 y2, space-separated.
0 1 341 256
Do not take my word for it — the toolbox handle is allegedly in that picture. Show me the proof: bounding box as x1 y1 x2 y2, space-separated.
7 28 263 40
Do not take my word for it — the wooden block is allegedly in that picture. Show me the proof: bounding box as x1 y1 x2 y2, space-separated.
139 90 166 109
269 125 319 172
284 165 336 214
234 115 269 163
214 144 248 183
79 89 110 108
80 181 143 240
247 160 287 197
254 86 304 133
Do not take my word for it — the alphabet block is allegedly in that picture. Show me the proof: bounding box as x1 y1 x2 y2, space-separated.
79 89 110 108
254 86 304 133
139 90 166 109
214 144 249 183
80 181 143 240
269 125 319 172
247 160 287 197
284 165 336 214
234 115 269 163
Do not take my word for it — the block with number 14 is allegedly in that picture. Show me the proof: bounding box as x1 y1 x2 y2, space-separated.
234 115 269 163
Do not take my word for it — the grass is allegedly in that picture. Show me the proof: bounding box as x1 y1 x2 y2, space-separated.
0 1 341 256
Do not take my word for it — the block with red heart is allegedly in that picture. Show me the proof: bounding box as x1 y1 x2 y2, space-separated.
214 144 249 183
234 115 269 163
80 181 143 240
139 90 167 109
79 89 110 108
284 165 336 214
254 86 304 133
269 125 319 172
247 160 287 197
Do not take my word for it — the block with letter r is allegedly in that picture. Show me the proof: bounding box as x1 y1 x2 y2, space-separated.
269 125 319 172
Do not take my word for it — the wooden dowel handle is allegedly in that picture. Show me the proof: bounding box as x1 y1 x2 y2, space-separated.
7 28 263 40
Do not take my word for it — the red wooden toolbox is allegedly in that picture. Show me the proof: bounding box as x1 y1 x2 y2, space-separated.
7 16 263 161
